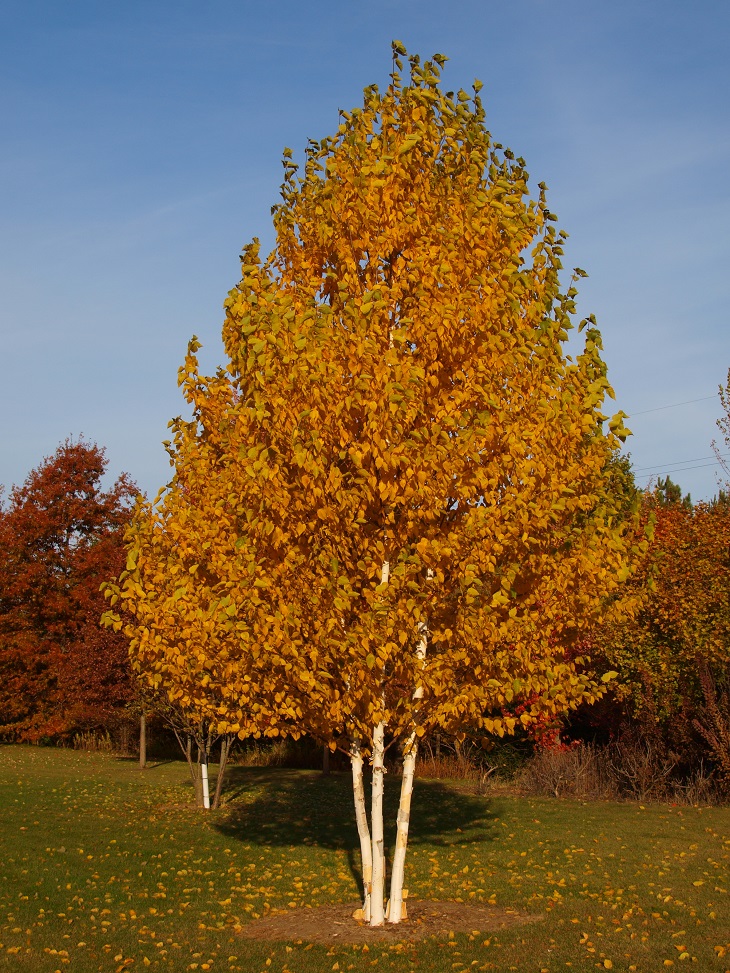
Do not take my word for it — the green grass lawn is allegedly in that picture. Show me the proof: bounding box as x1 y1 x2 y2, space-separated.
1 746 729 972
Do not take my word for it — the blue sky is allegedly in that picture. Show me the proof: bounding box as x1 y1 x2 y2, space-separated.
1 0 728 501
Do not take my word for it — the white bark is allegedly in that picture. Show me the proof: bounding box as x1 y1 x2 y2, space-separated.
388 610 429 922
350 739 373 921
201 750 210 809
369 718 387 926
388 732 417 922
367 558 391 926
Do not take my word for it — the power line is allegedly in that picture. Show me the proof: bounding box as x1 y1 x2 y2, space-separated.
635 461 724 481
629 395 717 417
633 453 729 473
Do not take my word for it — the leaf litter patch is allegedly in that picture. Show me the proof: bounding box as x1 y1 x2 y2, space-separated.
239 900 542 943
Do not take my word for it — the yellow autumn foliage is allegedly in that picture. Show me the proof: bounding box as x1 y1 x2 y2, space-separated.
104 47 642 751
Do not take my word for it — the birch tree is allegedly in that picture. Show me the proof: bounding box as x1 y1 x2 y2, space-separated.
110 44 641 922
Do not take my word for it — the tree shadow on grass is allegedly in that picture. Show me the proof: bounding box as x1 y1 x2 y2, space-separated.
212 767 499 891
114 756 176 769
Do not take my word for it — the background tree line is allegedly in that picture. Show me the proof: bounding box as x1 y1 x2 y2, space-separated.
1 430 728 781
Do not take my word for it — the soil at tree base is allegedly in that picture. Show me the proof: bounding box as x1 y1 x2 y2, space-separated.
239 900 542 943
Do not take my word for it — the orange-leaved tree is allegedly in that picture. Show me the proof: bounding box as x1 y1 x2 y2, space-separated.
596 383 730 725
0 440 137 742
596 479 730 782
109 44 642 924
101 375 317 806
589 370 730 773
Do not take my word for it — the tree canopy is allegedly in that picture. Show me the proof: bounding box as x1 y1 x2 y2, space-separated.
0 440 137 741
108 45 644 924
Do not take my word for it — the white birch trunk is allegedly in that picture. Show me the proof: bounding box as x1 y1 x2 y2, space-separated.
388 732 417 922
368 558 390 926
388 613 428 922
369 718 387 926
350 740 373 921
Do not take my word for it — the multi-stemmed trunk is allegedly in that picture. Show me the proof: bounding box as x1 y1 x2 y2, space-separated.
350 561 428 925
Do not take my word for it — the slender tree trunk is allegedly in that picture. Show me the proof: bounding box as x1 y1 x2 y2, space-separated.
388 610 429 923
369 719 387 926
388 733 417 922
189 738 203 807
212 735 231 810
174 730 204 807
369 558 390 926
322 744 330 775
350 738 373 921
200 741 211 810
139 711 147 770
